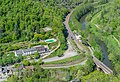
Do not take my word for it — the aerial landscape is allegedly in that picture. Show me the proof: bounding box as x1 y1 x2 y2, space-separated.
0 0 120 82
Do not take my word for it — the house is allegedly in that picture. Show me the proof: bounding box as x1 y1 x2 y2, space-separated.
70 79 79 82
35 46 46 53
14 46 48 56
75 33 81 40
0 65 25 81
43 27 52 32
14 50 23 56
0 66 12 76
22 48 37 56
0 66 2 75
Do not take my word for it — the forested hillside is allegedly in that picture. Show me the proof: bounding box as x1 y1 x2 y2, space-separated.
1 0 120 82
0 0 67 43
0 0 84 52
69 0 120 81
0 0 83 43
0 0 83 66
85 0 120 76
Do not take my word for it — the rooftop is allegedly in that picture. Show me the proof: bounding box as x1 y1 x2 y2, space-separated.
25 66 34 70
15 50 23 55
43 27 52 32
23 48 36 53
35 46 45 52
14 45 47 56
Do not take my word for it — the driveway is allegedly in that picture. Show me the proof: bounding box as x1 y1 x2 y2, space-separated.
42 41 78 62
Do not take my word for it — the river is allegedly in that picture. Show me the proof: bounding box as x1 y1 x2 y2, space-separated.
98 41 113 69
80 14 113 70
80 14 87 30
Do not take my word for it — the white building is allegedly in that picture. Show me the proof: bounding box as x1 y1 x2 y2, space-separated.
14 46 48 56
75 34 81 40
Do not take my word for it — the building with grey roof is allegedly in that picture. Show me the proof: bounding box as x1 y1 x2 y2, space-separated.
43 27 52 32
14 46 48 56
23 48 37 56
14 50 23 56
35 46 46 53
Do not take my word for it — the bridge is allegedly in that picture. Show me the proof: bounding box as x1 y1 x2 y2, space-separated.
93 56 113 74
64 11 113 74
88 46 113 74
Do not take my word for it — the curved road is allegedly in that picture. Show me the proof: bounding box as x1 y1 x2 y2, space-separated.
41 60 87 69
41 9 113 73
41 11 87 68
63 12 85 51
42 41 78 62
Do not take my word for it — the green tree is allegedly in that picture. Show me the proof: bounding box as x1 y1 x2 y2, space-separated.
34 52 40 59
22 60 30 66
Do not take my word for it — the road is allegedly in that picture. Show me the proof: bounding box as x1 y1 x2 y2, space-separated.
42 11 86 63
3 8 113 74
88 45 113 74
93 57 113 74
41 40 60 59
63 12 85 51
41 60 87 69
41 11 87 68
112 35 120 47
63 11 113 74
43 41 77 62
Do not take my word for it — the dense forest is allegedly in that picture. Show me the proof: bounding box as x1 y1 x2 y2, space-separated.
89 0 120 76
0 0 83 43
0 0 67 46
69 0 120 81
1 0 120 82
0 0 82 66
